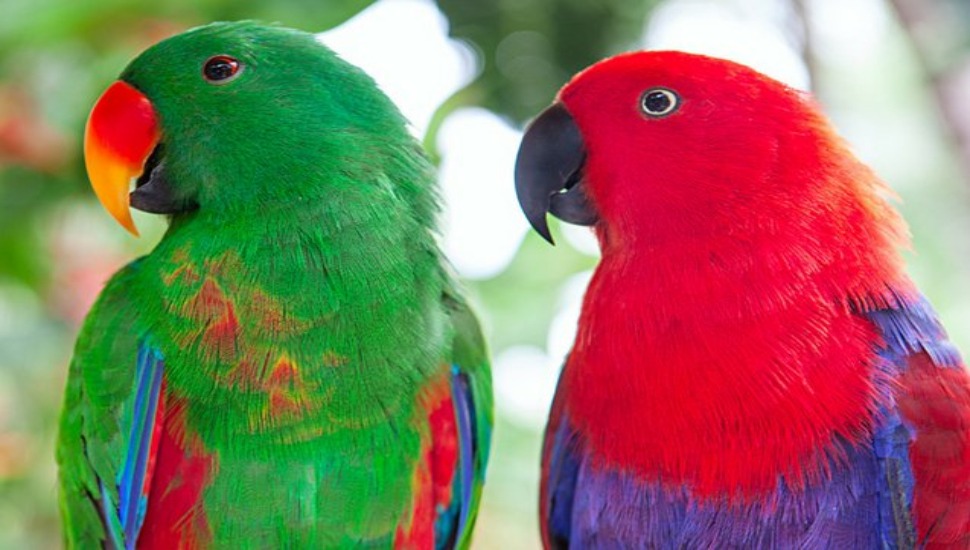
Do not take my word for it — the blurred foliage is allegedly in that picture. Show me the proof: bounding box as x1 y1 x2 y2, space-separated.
913 0 970 60
886 0 970 180
473 234 596 351
1 0 970 549
435 0 659 123
0 0 376 51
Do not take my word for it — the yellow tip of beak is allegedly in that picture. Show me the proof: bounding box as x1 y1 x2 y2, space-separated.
83 135 141 236
83 81 160 237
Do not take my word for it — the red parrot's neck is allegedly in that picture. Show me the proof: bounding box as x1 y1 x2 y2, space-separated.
564 174 912 499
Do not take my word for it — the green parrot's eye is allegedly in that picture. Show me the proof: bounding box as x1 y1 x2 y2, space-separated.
203 55 242 84
640 88 679 118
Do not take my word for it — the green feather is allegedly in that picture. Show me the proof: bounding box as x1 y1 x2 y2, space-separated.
57 21 492 548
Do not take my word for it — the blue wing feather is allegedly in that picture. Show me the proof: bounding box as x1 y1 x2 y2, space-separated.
100 341 165 550
867 297 963 368
540 372 581 549
451 368 475 538
433 367 479 550
545 412 581 548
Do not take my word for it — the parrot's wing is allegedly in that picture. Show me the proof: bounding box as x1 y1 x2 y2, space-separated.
57 262 166 549
436 290 493 550
539 366 581 550
866 296 970 547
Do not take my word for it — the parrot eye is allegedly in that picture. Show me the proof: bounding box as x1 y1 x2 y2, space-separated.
203 55 242 84
640 88 679 117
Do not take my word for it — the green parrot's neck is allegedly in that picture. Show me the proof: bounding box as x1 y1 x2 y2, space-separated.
133 185 448 453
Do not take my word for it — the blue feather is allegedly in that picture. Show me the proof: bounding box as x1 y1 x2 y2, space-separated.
434 366 478 550
111 342 165 550
545 412 581 548
98 480 125 549
451 368 475 539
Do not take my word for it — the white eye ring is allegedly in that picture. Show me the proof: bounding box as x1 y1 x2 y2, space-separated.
640 88 680 117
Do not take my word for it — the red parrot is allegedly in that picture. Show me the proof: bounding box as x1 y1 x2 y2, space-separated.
514 51 970 548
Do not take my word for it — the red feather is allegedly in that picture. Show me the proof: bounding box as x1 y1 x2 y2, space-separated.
898 353 970 547
395 372 459 549
139 396 216 550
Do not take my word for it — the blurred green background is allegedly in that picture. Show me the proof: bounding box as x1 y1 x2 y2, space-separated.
1 0 968 547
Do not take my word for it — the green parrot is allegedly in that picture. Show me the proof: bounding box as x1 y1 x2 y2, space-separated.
57 21 492 549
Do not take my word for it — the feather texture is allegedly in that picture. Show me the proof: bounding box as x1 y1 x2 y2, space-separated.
532 51 968 548
115 344 165 549
57 22 492 549
872 300 970 547
542 297 967 548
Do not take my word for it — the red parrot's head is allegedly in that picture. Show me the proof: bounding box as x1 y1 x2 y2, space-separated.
515 51 903 259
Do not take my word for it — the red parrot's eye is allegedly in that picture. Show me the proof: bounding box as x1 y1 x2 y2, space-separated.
640 88 680 118
203 55 242 84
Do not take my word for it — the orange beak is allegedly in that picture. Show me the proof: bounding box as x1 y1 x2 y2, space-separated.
84 81 160 236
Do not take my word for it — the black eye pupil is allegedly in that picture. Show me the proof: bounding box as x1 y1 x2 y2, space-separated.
203 56 240 82
207 61 233 80
640 88 680 117
644 91 672 113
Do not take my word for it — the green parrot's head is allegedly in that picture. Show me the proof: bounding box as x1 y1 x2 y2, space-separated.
84 21 422 235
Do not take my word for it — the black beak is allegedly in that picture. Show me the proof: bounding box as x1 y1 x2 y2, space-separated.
514 103 598 245
130 144 197 215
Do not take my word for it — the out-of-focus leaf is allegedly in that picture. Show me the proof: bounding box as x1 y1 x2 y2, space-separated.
434 0 660 123
0 0 377 52
0 167 71 287
471 228 596 351
940 0 970 34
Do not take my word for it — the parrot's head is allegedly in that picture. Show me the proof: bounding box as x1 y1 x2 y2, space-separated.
85 21 418 235
515 51 900 253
